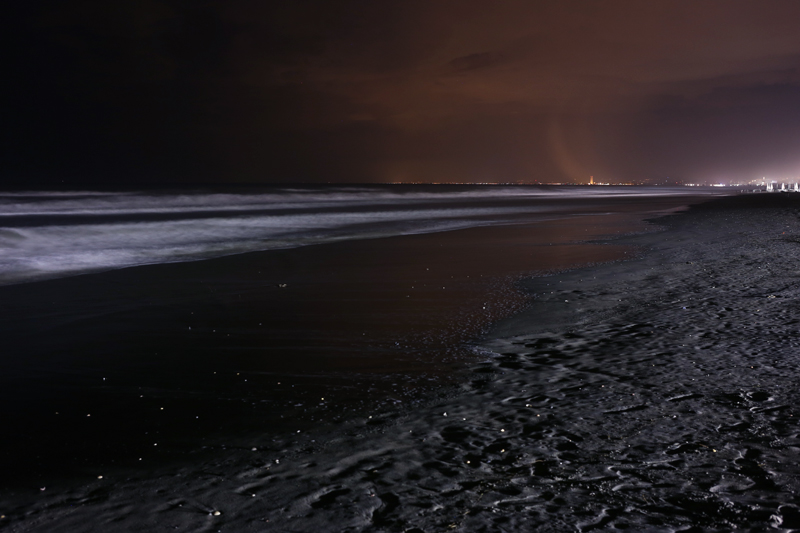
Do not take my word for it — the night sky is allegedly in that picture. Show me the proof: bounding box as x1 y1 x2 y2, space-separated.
5 1 800 187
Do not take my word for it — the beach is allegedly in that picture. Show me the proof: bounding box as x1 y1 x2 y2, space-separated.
10 2 800 531
6 189 798 531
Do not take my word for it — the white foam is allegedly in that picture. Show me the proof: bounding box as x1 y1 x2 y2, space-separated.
0 186 726 284
0 186 714 217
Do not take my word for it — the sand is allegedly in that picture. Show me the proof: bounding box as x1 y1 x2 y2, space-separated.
4 193 800 531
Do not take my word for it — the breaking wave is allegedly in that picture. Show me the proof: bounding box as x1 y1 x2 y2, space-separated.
0 185 725 284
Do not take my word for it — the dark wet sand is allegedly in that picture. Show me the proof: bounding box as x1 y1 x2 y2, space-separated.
9 193 800 531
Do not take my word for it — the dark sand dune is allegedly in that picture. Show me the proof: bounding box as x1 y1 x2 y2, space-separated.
5 193 800 531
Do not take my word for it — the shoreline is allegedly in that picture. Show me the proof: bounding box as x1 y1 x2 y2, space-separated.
0 201 678 490
489 192 800 338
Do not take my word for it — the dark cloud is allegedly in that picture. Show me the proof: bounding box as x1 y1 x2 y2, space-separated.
5 0 800 186
448 51 507 73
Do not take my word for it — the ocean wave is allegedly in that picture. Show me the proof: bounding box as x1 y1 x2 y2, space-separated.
0 185 715 217
0 185 726 284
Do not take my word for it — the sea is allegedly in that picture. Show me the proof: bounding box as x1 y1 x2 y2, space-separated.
0 184 730 485
0 184 727 285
